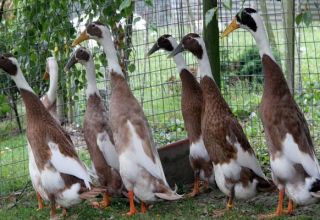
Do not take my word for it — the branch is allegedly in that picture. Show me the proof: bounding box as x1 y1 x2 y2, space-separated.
0 0 6 23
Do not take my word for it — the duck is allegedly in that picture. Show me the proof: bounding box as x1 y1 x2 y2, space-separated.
222 8 320 217
41 57 59 123
0 53 104 220
64 46 123 208
29 57 60 211
147 34 214 197
169 33 274 213
72 22 182 216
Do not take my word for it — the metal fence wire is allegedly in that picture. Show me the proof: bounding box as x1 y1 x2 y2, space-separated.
0 0 319 201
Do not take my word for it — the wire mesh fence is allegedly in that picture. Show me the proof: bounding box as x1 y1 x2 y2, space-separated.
0 0 319 203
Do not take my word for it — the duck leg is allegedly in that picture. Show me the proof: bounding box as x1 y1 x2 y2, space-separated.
227 187 235 210
188 172 200 197
258 189 285 219
141 202 148 213
62 207 68 217
213 186 235 217
36 192 44 210
92 193 111 209
49 197 57 220
284 199 294 215
126 190 137 216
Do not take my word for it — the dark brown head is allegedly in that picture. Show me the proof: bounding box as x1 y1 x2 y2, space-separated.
64 47 92 72
221 8 258 38
147 34 175 56
0 53 18 76
72 21 109 47
168 33 204 59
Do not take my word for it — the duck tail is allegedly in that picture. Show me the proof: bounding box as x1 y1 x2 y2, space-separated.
310 178 320 198
79 187 106 200
256 176 277 192
154 183 183 201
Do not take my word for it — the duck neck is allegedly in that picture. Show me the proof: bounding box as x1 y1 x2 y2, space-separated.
169 40 188 72
84 59 99 99
251 23 274 60
47 67 58 103
100 29 124 78
198 49 213 80
12 68 34 94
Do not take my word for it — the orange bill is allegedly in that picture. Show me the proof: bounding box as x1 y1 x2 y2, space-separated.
42 71 49 80
221 18 240 38
72 31 89 47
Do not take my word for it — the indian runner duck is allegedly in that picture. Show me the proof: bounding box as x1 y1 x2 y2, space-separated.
222 8 320 217
147 34 214 197
64 46 123 208
169 33 274 214
0 53 103 220
72 22 182 216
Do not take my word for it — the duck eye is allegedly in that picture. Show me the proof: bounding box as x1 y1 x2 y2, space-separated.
0 56 4 59
92 24 95 27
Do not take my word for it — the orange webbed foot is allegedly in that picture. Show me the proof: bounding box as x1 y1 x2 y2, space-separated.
36 192 44 210
141 202 148 213
187 177 200 198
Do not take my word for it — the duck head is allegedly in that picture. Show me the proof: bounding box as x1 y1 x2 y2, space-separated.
147 34 175 56
221 8 259 38
72 21 110 47
168 33 204 59
64 47 92 71
0 53 19 76
43 57 58 80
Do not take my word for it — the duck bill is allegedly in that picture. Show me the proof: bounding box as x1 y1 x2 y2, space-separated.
168 43 184 58
147 43 160 56
72 31 89 47
221 18 240 38
64 55 77 73
42 71 50 80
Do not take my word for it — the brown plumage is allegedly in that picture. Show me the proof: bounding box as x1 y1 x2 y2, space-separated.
64 47 124 208
170 33 272 211
147 35 214 197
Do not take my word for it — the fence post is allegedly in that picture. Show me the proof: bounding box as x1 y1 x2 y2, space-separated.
203 0 220 88
282 0 295 93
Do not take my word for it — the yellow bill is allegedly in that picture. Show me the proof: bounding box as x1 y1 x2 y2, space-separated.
43 71 50 80
221 18 240 38
72 31 89 47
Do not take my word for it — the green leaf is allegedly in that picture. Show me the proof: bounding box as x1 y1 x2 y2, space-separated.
295 13 303 25
128 63 135 73
133 16 141 25
149 23 158 33
303 10 313 27
222 0 232 11
145 0 153 6
119 0 132 12
205 7 218 27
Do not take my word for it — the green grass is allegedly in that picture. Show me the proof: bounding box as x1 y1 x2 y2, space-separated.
1 188 319 219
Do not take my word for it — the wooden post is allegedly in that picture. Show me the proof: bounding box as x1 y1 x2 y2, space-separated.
282 0 295 93
203 0 220 88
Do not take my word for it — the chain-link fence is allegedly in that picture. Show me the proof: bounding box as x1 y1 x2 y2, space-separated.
0 0 319 202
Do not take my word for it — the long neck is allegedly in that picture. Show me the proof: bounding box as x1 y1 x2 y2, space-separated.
47 68 58 103
100 29 124 77
251 21 274 60
198 49 213 79
84 59 99 99
169 40 187 72
12 68 34 94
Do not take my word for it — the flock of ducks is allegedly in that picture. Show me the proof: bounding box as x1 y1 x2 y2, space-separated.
0 8 320 219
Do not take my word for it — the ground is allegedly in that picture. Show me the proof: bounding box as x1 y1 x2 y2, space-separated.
1 186 319 220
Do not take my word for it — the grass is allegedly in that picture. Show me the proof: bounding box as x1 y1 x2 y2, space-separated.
1 187 319 219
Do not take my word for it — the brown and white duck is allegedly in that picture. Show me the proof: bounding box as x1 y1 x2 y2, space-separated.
72 22 182 216
147 34 214 197
169 33 273 212
0 54 103 220
64 46 123 208
222 8 320 217
29 57 60 210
